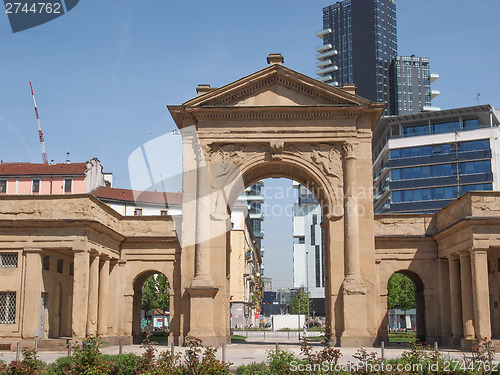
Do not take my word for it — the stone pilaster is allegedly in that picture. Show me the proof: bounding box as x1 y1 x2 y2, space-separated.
459 251 475 340
438 258 452 341
87 252 100 336
470 248 491 339
340 141 369 344
448 255 463 341
21 248 42 339
97 256 110 336
72 250 90 338
106 260 118 335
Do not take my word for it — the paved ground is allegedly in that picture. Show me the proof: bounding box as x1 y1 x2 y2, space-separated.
1 337 498 370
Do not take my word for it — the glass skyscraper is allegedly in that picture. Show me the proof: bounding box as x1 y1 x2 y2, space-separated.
390 56 440 115
317 1 440 116
316 0 397 105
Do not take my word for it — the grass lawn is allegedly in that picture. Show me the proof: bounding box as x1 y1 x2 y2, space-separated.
389 331 416 343
231 335 247 342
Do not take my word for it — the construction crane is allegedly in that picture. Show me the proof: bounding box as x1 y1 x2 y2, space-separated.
29 82 49 164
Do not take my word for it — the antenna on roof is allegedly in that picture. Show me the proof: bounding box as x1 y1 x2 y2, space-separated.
29 82 49 164
476 93 481 105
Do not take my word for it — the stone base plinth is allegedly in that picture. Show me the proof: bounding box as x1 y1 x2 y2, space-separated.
336 335 377 347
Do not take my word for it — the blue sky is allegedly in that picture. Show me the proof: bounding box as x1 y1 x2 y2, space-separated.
1 0 499 289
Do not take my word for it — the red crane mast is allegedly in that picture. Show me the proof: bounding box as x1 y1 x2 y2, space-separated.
29 82 49 164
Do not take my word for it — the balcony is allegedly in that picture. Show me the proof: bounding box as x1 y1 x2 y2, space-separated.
316 49 338 60
431 89 440 99
238 195 264 204
430 73 440 83
422 105 441 112
316 59 332 68
318 75 332 82
249 211 264 220
316 65 339 75
315 43 332 53
315 28 332 38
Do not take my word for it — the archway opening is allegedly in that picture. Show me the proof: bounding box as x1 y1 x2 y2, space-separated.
229 176 325 337
387 271 426 344
132 271 170 344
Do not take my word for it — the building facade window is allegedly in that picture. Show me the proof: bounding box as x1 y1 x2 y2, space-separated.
32 179 40 194
42 255 50 271
57 259 63 273
0 253 18 268
64 179 72 194
134 208 142 216
69 262 74 276
160 210 168 216
0 292 16 324
0 180 6 194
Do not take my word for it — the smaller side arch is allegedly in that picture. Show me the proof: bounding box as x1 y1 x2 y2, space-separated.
385 269 426 343
131 270 172 344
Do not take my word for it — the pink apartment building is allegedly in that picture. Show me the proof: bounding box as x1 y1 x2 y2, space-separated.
0 158 111 195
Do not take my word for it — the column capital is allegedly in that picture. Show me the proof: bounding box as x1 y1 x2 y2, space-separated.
458 250 471 259
471 247 489 254
447 254 460 262
23 247 42 254
73 249 90 254
99 254 111 262
343 141 359 160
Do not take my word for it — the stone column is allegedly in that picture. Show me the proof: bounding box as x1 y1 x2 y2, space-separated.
86 252 100 336
459 251 475 339
470 248 491 339
107 260 119 335
448 255 463 340
21 248 43 339
192 139 214 288
438 258 452 341
340 141 369 343
97 256 110 336
71 250 90 338
342 141 363 286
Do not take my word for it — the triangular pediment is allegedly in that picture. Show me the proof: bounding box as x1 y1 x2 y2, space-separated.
183 64 372 108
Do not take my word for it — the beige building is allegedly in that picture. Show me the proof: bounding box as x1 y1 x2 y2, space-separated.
0 55 499 350
229 204 262 329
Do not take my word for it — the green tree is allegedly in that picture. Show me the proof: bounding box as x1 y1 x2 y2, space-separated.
141 274 170 329
387 273 415 313
290 288 313 315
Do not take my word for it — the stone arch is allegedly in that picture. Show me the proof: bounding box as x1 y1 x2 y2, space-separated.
221 154 340 218
131 270 172 344
385 269 426 343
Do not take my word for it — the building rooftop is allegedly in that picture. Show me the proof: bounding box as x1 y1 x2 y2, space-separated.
93 186 182 205
0 162 87 176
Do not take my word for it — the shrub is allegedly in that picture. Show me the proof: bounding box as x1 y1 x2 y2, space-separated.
1 349 46 375
45 356 72 375
69 337 113 375
266 349 297 375
234 362 269 375
101 354 139 375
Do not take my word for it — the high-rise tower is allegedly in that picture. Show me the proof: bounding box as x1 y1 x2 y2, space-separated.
316 0 397 107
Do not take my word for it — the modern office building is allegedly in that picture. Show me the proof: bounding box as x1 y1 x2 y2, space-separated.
390 56 440 115
292 182 325 314
373 104 500 214
316 0 397 106
317 2 439 115
237 181 265 262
